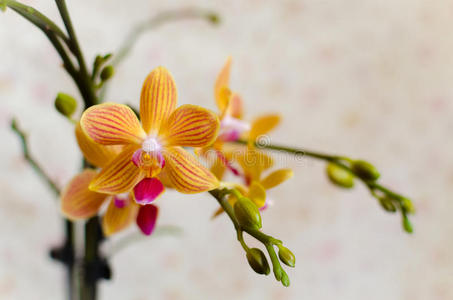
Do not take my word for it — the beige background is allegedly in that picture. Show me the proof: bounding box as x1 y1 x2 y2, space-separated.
1 0 453 299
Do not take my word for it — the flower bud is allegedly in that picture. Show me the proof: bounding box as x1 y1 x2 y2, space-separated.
281 271 290 287
326 163 354 188
93 55 103 69
401 197 415 214
351 160 380 181
278 245 295 267
100 65 114 81
207 13 220 24
54 93 77 117
402 214 413 233
246 248 270 275
378 197 396 213
234 197 262 230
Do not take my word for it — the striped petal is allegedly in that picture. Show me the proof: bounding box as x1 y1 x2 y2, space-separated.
140 66 177 134
89 145 145 194
136 204 159 235
261 169 294 190
75 123 120 168
238 150 274 182
80 103 146 145
249 114 281 143
102 197 138 236
61 169 108 220
162 147 219 193
210 157 227 180
158 168 175 189
160 104 220 147
215 56 232 113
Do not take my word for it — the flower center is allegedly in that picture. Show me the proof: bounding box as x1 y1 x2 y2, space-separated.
219 115 250 142
142 137 161 153
131 137 165 177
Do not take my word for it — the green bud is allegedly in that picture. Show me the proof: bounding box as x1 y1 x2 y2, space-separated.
207 13 220 24
100 65 115 81
351 160 380 181
402 214 413 233
93 55 103 68
0 3 7 12
326 163 354 188
54 93 77 117
103 53 112 60
401 198 415 214
234 197 262 230
246 248 270 275
281 271 290 287
278 245 295 267
378 197 396 213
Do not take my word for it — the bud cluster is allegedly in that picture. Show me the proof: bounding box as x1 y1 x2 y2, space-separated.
218 188 296 287
325 158 414 234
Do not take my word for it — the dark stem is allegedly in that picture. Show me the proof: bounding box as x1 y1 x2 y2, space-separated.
81 217 110 300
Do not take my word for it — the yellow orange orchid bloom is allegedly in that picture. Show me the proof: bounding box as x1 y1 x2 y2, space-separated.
61 124 158 236
80 66 220 204
202 57 282 180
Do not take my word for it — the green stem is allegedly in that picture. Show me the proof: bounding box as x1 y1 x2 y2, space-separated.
2 0 69 43
234 139 408 200
10 119 60 195
55 0 97 107
234 139 341 161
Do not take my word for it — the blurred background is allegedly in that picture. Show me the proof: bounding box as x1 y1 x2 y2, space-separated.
1 0 453 299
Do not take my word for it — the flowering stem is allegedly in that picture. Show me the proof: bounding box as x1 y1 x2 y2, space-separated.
232 139 414 232
233 139 409 199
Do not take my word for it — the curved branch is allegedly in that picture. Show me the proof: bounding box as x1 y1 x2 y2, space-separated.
1 0 69 43
10 118 60 196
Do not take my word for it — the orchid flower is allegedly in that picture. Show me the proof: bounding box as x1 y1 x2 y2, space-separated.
80 66 220 204
201 57 283 179
61 124 158 236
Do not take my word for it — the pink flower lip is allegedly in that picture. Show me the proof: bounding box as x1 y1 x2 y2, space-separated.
134 177 165 205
